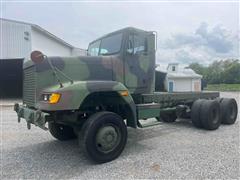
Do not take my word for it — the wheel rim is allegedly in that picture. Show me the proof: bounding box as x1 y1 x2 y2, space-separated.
95 124 121 153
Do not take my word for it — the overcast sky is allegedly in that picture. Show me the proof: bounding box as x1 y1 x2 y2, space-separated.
2 1 239 65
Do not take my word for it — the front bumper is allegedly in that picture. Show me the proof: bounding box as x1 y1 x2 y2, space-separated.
14 103 49 130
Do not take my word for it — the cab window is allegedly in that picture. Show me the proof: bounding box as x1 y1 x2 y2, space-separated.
100 33 123 55
127 34 147 55
88 33 123 56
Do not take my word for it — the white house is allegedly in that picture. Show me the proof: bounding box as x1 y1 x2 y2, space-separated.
156 63 202 92
166 63 202 92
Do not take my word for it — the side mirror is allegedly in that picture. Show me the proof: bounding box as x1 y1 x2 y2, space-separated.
126 49 134 55
144 38 148 54
126 40 134 55
31 50 45 63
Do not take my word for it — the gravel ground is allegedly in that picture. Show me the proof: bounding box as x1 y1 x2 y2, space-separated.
1 92 239 179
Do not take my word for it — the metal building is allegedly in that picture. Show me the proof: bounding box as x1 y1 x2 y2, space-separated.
0 18 86 98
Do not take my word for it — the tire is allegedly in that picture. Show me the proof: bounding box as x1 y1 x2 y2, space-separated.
216 98 224 122
220 98 238 125
80 111 127 163
48 122 76 141
160 111 177 122
200 100 221 130
191 99 206 128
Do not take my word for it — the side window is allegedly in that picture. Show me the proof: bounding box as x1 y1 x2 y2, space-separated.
133 35 146 54
127 34 134 54
127 34 147 55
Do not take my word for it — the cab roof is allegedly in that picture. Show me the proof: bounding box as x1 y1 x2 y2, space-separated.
89 27 149 45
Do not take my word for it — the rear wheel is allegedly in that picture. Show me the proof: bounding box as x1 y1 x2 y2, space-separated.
79 111 127 163
220 98 238 124
200 100 221 130
191 99 206 128
48 122 76 141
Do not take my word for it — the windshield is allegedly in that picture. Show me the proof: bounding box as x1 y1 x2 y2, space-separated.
88 33 123 56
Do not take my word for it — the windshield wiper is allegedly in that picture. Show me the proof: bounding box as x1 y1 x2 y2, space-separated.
45 56 74 88
54 66 74 84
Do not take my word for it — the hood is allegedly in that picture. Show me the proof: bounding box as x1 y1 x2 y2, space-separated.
23 56 114 105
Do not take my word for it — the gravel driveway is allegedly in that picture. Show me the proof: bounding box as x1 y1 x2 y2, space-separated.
1 92 239 179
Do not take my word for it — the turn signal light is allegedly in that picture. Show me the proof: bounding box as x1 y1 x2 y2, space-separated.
120 90 129 96
49 93 61 104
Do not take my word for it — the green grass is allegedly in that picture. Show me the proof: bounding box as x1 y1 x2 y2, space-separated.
205 84 240 92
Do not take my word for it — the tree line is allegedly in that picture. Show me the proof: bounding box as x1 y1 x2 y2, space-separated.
188 59 240 85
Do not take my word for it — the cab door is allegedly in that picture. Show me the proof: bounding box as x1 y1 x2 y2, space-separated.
124 32 155 94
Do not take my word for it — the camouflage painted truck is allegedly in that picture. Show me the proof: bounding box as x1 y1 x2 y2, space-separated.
14 27 238 163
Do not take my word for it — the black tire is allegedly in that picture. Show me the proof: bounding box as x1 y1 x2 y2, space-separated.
220 98 238 125
80 111 127 163
216 98 224 122
48 122 76 141
191 99 206 128
160 111 177 122
200 100 221 130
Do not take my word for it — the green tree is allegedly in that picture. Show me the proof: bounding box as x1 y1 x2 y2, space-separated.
222 60 240 84
188 59 240 85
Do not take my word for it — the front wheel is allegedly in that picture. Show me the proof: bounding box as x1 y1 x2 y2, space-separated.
80 111 127 163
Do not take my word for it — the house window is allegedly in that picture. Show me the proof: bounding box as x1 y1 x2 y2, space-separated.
172 66 176 71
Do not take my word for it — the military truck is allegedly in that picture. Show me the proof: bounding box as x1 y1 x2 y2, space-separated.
14 27 238 163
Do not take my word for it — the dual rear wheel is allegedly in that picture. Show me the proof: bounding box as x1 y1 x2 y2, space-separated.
191 98 238 130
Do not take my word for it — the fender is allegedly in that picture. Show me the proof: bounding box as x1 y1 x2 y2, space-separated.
37 81 137 127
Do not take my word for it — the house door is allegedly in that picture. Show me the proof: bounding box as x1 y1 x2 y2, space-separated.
193 80 201 92
168 81 174 92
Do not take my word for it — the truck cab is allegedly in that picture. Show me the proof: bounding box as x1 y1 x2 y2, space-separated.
87 27 156 94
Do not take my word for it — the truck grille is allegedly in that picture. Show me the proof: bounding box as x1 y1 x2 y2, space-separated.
23 66 36 107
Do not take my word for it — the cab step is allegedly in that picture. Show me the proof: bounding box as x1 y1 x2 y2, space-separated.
136 103 161 120
137 118 162 128
136 103 161 128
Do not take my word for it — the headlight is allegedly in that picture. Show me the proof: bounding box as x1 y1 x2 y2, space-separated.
43 94 49 101
42 93 61 104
